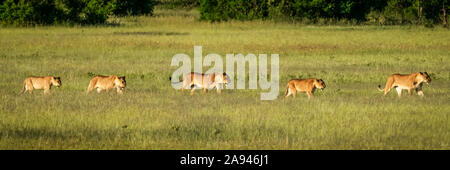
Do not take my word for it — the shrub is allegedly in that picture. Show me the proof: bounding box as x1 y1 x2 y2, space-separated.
0 0 34 25
110 0 156 16
157 0 198 9
198 0 373 22
80 0 114 24
198 0 449 26
0 0 157 26
199 0 271 21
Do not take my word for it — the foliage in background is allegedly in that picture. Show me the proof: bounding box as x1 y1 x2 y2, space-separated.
0 0 448 26
0 0 157 25
198 0 449 26
110 0 156 16
0 0 33 25
156 0 198 9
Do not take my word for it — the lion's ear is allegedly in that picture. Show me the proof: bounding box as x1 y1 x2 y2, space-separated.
424 72 429 75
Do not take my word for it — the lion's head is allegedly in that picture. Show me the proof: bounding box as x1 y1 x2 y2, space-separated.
314 79 326 90
115 76 126 90
52 77 62 88
214 72 229 85
419 72 431 84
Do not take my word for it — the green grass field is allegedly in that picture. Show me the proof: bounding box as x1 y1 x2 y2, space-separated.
1 9 449 149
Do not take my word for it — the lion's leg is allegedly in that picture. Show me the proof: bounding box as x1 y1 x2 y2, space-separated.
97 88 103 93
383 87 392 97
23 83 30 94
285 92 291 98
215 84 222 94
180 80 185 92
416 87 424 96
203 87 207 95
181 82 189 92
417 90 424 96
383 90 390 96
395 87 402 97
27 84 34 94
86 87 93 94
284 86 289 98
86 80 98 93
383 77 394 96
286 84 296 98
291 88 297 98
44 88 51 94
116 87 123 94
285 88 292 98
416 84 424 97
181 75 192 92
307 91 313 99
408 88 413 96
190 87 196 95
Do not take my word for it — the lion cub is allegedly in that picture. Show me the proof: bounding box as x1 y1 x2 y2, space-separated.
87 75 126 94
285 78 326 99
21 76 62 94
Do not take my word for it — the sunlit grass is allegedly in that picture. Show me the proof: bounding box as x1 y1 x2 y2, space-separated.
0 9 449 149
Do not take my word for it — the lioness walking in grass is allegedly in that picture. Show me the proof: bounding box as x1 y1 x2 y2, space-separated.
285 78 326 99
87 75 126 94
378 72 431 97
21 76 61 94
171 72 229 95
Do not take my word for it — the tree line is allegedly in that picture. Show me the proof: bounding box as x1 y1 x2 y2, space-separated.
1 0 448 26
0 0 156 25
199 0 448 26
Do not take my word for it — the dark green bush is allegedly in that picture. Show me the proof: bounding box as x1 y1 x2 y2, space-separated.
0 0 34 25
0 0 157 26
80 0 113 24
110 0 156 16
0 0 65 25
422 0 445 24
198 0 375 22
198 0 449 26
157 0 198 9
199 0 271 21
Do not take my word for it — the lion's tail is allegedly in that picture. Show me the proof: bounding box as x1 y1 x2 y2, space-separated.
377 85 384 92
170 76 183 85
86 78 97 94
284 84 290 97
